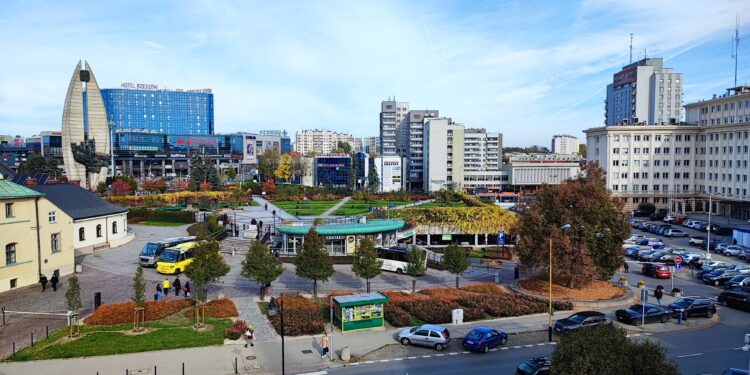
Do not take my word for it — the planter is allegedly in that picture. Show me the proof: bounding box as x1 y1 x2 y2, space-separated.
673 291 682 298
619 280 628 286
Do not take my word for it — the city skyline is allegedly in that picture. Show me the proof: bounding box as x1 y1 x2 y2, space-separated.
1 0 749 145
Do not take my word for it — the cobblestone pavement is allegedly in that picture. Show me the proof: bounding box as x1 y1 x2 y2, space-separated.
232 296 277 343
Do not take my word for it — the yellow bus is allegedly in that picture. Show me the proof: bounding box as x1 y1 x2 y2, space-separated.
156 241 198 275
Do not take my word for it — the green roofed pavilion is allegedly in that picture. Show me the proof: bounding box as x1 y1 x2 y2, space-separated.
0 179 44 200
276 219 405 236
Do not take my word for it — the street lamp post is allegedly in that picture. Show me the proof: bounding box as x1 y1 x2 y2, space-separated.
272 209 277 235
268 296 285 375
706 193 714 260
549 223 571 342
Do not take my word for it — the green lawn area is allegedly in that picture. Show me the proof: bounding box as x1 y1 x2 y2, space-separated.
273 200 340 216
137 221 187 227
6 317 231 361
333 200 412 216
417 201 468 208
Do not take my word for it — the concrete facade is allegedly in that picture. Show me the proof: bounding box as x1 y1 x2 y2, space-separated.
373 155 403 192
551 134 580 154
423 118 464 192
506 153 582 189
464 128 502 171
294 129 354 155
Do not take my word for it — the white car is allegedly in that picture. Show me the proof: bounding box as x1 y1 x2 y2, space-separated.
723 245 745 257
664 229 688 237
663 215 675 223
690 221 705 229
683 219 697 228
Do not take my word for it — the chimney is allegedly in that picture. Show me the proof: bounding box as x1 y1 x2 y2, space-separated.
24 178 37 186
69 179 81 186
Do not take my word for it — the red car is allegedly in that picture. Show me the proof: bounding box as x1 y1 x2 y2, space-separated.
642 263 671 278
671 216 686 225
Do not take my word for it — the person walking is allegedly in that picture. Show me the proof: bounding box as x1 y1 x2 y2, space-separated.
320 332 330 359
155 289 162 301
50 274 59 292
173 276 182 297
39 274 48 292
183 281 191 298
623 261 630 273
162 278 170 297
244 323 255 348
654 285 664 306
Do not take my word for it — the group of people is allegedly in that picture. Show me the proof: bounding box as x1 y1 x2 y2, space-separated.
39 274 59 292
155 276 190 301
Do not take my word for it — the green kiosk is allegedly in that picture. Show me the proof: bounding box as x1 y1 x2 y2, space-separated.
333 292 389 332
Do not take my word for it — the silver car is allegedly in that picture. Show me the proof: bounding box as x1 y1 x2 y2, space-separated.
398 324 451 351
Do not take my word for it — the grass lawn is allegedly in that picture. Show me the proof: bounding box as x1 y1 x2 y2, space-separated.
333 200 412 216
417 201 468 208
273 200 340 216
136 221 187 227
6 317 231 361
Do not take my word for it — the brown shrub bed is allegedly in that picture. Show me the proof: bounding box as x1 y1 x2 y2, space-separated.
86 299 193 325
267 295 325 336
183 299 239 319
518 278 626 301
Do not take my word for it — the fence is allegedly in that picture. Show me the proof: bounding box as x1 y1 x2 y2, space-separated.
1 307 71 358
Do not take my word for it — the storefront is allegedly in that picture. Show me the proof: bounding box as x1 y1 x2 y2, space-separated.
333 292 389 332
275 219 405 256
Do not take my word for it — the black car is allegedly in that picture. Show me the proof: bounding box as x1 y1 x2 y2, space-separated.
667 297 716 319
696 266 728 279
553 311 611 334
724 275 750 289
703 269 741 286
516 357 550 375
717 288 750 312
615 304 672 325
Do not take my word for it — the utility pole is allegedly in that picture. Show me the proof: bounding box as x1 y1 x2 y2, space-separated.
629 33 634 64
732 16 740 87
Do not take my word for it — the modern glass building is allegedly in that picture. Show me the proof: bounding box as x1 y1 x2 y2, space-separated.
101 88 214 135
314 155 351 188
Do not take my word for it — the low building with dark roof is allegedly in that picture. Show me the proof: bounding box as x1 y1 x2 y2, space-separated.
28 182 132 252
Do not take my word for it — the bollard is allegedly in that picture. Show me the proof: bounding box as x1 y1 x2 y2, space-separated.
46 325 49 338
12 342 15 356
31 332 34 346
154 365 157 375
182 363 185 375
2 306 5 325
234 357 238 374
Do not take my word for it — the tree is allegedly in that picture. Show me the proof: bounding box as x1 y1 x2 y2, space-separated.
442 243 470 288
225 167 237 180
18 152 60 177
347 156 358 192
258 148 280 182
262 179 276 193
241 241 284 299
367 158 380 193
290 151 308 183
337 141 352 154
96 176 137 194
552 324 677 375
184 240 231 302
108 179 132 196
405 246 426 294
189 154 220 191
351 237 383 293
514 162 629 288
578 143 587 157
637 202 656 215
199 181 213 191
131 267 146 331
65 274 82 311
294 228 334 296
275 153 293 182
141 178 167 193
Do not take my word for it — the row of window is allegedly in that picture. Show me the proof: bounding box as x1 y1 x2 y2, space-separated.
78 222 119 241
700 100 750 113
614 172 691 179
5 233 62 266
613 147 693 154
612 184 692 192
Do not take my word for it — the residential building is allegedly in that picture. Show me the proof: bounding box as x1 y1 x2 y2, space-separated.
373 155 403 192
241 132 293 165
505 153 582 191
379 100 409 156
362 136 380 154
464 128 502 171
1 176 75 293
295 130 355 155
424 118 464 192
605 58 683 126
585 86 750 219
551 135 580 154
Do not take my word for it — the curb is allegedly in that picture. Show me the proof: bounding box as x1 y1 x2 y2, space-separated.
507 279 637 309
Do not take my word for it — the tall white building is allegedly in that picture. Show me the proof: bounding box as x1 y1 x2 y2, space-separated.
464 128 502 171
362 136 380 154
379 100 409 156
551 135 580 154
373 155 403 192
423 118 464 192
294 129 355 155
605 58 683 126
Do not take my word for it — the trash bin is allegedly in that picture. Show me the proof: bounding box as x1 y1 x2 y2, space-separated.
94 292 101 310
341 346 351 362
452 309 464 325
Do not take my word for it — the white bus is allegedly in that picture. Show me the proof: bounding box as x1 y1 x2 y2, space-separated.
377 246 427 275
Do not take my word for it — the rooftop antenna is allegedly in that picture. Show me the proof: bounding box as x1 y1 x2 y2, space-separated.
732 16 740 87
629 33 634 64
643 48 647 60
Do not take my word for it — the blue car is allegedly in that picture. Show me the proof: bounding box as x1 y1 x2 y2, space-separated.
462 327 507 353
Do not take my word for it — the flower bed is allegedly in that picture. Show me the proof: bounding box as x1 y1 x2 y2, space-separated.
104 191 250 207
224 319 247 340
518 278 627 301
85 299 193 326
268 295 325 336
184 299 239 319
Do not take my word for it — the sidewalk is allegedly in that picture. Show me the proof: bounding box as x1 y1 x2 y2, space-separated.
320 197 351 217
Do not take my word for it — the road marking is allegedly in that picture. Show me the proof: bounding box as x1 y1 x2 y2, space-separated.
462 351 470 354
298 372 328 375
644 333 652 336
448 352 459 356
363 361 374 364
407 356 417 359
490 348 498 352
421 355 431 359
676 353 703 358
501 347 509 350
524 344 534 348
513 346 522 349
351 363 360 366
379 359 390 363
394 358 404 361
549 342 558 345
435 353 445 357
537 343 546 346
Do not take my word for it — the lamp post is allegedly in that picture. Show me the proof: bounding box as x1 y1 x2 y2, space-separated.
272 209 277 235
706 193 714 260
268 296 285 375
549 223 571 342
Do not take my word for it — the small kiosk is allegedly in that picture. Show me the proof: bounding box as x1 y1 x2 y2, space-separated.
333 292 389 333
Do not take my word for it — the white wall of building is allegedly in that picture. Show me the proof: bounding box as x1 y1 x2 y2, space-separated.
73 213 129 251
423 118 464 192
551 135 580 154
374 155 403 192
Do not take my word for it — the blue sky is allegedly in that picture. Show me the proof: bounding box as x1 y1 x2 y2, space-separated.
0 0 748 146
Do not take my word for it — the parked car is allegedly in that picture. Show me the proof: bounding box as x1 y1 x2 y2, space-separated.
398 324 451 351
553 311 611 334
690 221 705 230
615 304 672 325
703 269 740 286
637 250 660 262
717 288 750 312
723 245 747 257
720 369 750 375
641 251 670 262
671 216 686 225
723 275 750 289
715 242 731 253
624 247 641 258
667 297 717 319
683 219 697 227
663 215 675 223
642 263 671 278
689 236 706 246
696 264 729 279
664 229 688 237
516 357 551 375
653 252 682 264
741 248 750 261
462 327 507 353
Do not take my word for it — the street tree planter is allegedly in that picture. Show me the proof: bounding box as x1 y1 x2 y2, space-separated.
672 288 682 298
194 302 206 328
133 307 145 332
619 276 628 286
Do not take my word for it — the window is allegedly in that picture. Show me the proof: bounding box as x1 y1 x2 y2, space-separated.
10 278 17 289
48 211 56 223
621 160 629 166
612 160 619 166
113 222 118 234
5 203 13 218
5 243 16 265
96 224 102 238
79 228 85 241
51 233 60 253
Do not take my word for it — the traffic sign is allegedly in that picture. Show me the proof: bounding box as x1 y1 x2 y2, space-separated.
497 231 505 245
673 256 682 265
675 263 681 270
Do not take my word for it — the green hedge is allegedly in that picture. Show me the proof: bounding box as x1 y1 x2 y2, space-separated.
281 256 354 264
128 207 195 223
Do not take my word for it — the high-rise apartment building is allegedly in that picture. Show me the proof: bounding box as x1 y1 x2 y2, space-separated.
464 128 502 171
294 129 354 155
424 118 464 192
551 135 580 154
362 136 380 154
379 100 409 156
605 58 683 126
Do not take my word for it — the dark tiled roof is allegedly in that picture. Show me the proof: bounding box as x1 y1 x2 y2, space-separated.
0 162 15 179
11 173 49 185
29 184 127 220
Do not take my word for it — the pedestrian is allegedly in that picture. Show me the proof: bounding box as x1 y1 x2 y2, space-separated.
654 285 664 306
50 274 59 292
39 274 48 292
155 289 162 301
677 309 683 324
173 276 182 297
320 332 329 359
244 323 254 348
623 261 630 273
265 203 268 211
232 247 236 257
162 278 170 297
184 281 191 298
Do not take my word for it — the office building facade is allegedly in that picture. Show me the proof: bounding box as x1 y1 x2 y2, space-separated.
362 136 380 154
551 135 580 154
605 58 683 126
379 100 409 156
295 130 355 155
313 154 352 188
464 128 502 171
373 155 403 192
505 153 582 190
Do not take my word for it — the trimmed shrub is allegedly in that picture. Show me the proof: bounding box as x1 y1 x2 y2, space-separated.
85 299 193 325
268 295 325 336
128 207 194 223
384 305 412 327
224 319 247 340
400 299 459 324
184 299 239 319
461 283 506 294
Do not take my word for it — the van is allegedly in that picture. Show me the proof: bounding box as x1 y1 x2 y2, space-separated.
156 241 199 275
139 236 196 267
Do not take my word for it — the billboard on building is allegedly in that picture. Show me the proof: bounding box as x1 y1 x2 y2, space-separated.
244 135 257 164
